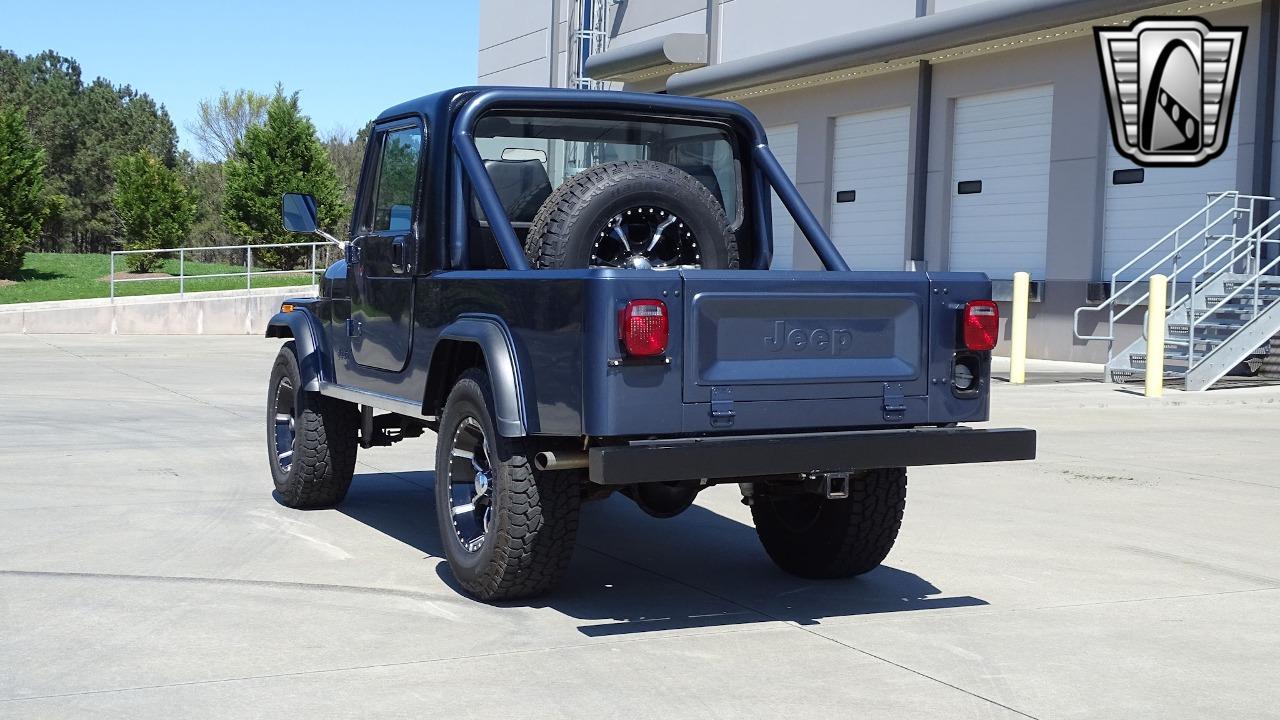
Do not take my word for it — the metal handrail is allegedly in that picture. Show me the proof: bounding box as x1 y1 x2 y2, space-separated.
1074 191 1273 345
1188 222 1280 348
1189 211 1280 295
1138 210 1280 364
1108 191 1238 282
1140 218 1280 344
1073 199 1244 342
109 241 337 302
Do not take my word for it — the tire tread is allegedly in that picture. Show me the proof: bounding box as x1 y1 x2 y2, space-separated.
525 160 738 270
751 468 907 579
269 343 358 509
439 369 581 600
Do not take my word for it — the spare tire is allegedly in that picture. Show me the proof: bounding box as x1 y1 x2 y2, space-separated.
525 160 738 270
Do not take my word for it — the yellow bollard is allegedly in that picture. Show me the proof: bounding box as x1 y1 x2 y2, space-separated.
1145 274 1168 398
1009 272 1030 384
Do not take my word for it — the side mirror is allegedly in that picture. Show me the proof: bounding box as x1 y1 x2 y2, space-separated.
281 193 319 234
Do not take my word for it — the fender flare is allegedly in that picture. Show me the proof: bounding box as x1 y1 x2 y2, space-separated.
433 315 530 437
265 309 331 392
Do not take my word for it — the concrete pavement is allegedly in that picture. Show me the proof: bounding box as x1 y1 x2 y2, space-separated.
1 334 1277 718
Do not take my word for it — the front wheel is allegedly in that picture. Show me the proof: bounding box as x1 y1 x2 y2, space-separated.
267 342 359 508
751 468 907 579
434 368 583 601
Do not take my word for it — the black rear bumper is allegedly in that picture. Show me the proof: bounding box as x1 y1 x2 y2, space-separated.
588 427 1036 485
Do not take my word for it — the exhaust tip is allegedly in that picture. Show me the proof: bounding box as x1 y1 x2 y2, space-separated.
534 451 553 471
533 450 589 471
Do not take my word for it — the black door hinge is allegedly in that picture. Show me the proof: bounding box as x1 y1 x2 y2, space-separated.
882 383 906 422
710 386 735 427
347 318 362 338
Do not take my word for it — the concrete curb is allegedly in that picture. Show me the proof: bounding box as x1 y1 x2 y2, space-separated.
0 286 316 335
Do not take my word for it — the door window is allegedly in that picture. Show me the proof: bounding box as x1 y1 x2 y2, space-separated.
371 126 423 233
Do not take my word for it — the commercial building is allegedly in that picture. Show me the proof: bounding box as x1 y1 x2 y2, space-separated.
478 0 1280 362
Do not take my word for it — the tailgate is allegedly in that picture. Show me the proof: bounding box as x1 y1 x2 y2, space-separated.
681 271 930 403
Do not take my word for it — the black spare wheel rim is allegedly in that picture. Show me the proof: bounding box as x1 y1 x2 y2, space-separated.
447 415 494 553
272 375 296 474
590 206 701 269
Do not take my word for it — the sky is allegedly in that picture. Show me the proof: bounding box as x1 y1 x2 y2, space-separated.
0 0 480 157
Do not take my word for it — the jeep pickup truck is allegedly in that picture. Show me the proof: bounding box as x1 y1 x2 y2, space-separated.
265 87 1036 601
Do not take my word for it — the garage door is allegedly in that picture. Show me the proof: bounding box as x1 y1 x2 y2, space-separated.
949 85 1054 279
1102 122 1239 279
830 107 911 271
766 124 799 270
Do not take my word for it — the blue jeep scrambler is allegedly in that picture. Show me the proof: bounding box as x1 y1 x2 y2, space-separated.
265 87 1036 600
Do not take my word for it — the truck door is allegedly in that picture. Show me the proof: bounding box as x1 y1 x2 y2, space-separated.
348 121 424 372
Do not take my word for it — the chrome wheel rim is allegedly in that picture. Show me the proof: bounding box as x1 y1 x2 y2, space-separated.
272 376 296 474
447 417 494 553
590 206 701 270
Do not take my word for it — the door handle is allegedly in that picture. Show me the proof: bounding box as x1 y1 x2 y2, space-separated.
346 239 364 266
391 237 408 274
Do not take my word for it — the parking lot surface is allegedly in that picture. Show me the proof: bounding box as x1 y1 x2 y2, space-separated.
1 334 1278 719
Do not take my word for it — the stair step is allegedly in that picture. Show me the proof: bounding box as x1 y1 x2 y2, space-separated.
1113 363 1188 379
1131 353 1190 369
1193 308 1254 320
1203 295 1280 306
1225 282 1280 292
1167 323 1240 335
1164 338 1222 349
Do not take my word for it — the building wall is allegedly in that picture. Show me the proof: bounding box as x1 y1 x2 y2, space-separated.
479 0 938 88
717 0 918 62
479 1 1273 363
478 0 554 86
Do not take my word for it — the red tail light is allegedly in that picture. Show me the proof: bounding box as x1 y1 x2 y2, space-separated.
963 300 999 351
619 299 669 356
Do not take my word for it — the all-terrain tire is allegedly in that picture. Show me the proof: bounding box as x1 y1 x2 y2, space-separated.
267 342 359 509
525 160 738 269
434 368 583 600
751 468 907 579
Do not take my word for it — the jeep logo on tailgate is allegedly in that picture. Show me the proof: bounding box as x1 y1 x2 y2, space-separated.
765 321 855 355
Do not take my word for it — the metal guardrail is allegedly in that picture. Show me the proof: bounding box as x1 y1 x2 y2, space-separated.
108 241 340 302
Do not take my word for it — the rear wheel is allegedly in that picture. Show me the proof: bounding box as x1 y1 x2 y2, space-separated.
267 342 359 508
751 468 907 578
434 368 583 600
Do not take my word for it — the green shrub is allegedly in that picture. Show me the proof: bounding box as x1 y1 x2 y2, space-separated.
0 107 50 279
223 90 345 269
112 151 196 273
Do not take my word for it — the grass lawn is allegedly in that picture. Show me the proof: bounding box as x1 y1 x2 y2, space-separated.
0 253 323 305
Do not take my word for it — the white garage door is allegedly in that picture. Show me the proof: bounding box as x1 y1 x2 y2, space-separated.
766 124 799 270
1102 125 1239 279
949 85 1054 279
830 107 911 271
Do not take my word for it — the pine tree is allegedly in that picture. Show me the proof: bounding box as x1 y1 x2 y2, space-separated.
222 89 346 269
0 106 50 278
112 150 196 273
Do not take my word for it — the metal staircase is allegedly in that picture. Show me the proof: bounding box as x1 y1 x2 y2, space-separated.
1074 191 1280 391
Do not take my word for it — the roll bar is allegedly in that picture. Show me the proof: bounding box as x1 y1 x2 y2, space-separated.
449 88 850 272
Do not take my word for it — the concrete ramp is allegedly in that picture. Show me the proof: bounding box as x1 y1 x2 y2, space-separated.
0 286 316 335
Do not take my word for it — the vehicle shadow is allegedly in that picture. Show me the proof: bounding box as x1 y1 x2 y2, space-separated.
338 471 988 636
